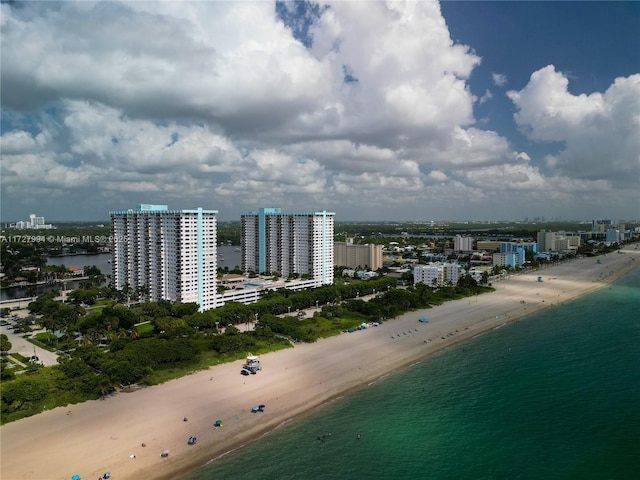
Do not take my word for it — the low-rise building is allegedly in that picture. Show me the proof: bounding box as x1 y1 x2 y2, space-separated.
492 253 519 268
413 262 461 286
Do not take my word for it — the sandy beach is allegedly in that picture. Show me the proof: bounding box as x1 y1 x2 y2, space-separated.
2 246 639 480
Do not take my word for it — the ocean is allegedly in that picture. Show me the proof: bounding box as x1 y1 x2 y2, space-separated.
180 267 640 480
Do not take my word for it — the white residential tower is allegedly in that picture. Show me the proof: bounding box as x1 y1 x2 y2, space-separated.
110 204 218 311
241 208 334 286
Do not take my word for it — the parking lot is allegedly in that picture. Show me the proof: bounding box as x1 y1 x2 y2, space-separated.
1 318 59 367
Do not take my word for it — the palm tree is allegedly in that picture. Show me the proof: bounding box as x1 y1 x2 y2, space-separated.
134 284 150 303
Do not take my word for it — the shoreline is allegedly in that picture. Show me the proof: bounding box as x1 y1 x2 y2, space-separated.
2 246 639 480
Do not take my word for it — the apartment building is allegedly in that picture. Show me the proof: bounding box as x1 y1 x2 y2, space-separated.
334 238 383 271
500 242 538 266
413 262 461 287
453 235 475 251
110 204 218 311
241 208 334 286
13 213 54 229
492 252 519 268
537 230 581 252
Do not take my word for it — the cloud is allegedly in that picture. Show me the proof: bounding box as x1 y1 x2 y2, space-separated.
492 72 508 87
1 2 637 221
507 65 640 186
1 1 329 136
479 89 493 104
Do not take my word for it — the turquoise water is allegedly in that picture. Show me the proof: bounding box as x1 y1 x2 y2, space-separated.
181 268 640 480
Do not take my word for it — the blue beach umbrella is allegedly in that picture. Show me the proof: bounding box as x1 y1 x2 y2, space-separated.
71 475 81 480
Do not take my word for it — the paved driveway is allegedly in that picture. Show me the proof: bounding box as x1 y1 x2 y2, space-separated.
1 323 59 367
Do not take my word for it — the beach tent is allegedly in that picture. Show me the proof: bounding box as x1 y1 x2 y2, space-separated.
418 317 429 323
187 435 198 445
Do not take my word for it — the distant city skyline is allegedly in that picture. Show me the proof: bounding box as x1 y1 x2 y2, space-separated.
8 213 54 230
2 214 637 225
1 1 638 222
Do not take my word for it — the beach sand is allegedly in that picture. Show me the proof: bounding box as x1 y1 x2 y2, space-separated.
2 246 639 480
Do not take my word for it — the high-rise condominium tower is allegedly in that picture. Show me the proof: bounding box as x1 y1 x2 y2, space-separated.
241 208 334 286
110 204 218 311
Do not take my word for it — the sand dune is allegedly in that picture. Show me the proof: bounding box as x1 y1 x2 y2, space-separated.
1 246 638 480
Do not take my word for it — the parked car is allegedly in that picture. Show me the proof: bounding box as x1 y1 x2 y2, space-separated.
12 324 31 334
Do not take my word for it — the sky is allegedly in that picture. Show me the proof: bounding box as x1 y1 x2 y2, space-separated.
1 0 639 223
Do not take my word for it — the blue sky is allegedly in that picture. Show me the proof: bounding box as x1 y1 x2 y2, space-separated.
441 1 640 171
1 1 638 223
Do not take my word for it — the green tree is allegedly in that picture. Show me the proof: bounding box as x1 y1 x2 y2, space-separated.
171 302 200 317
68 288 99 305
2 377 50 406
0 363 15 381
0 334 12 353
457 274 478 288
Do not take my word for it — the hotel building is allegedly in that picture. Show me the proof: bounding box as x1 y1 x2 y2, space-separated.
241 208 334 286
110 204 218 311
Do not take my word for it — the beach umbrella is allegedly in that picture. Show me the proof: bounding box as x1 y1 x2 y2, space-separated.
214 419 223 427
251 406 259 413
419 317 428 323
71 475 81 480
